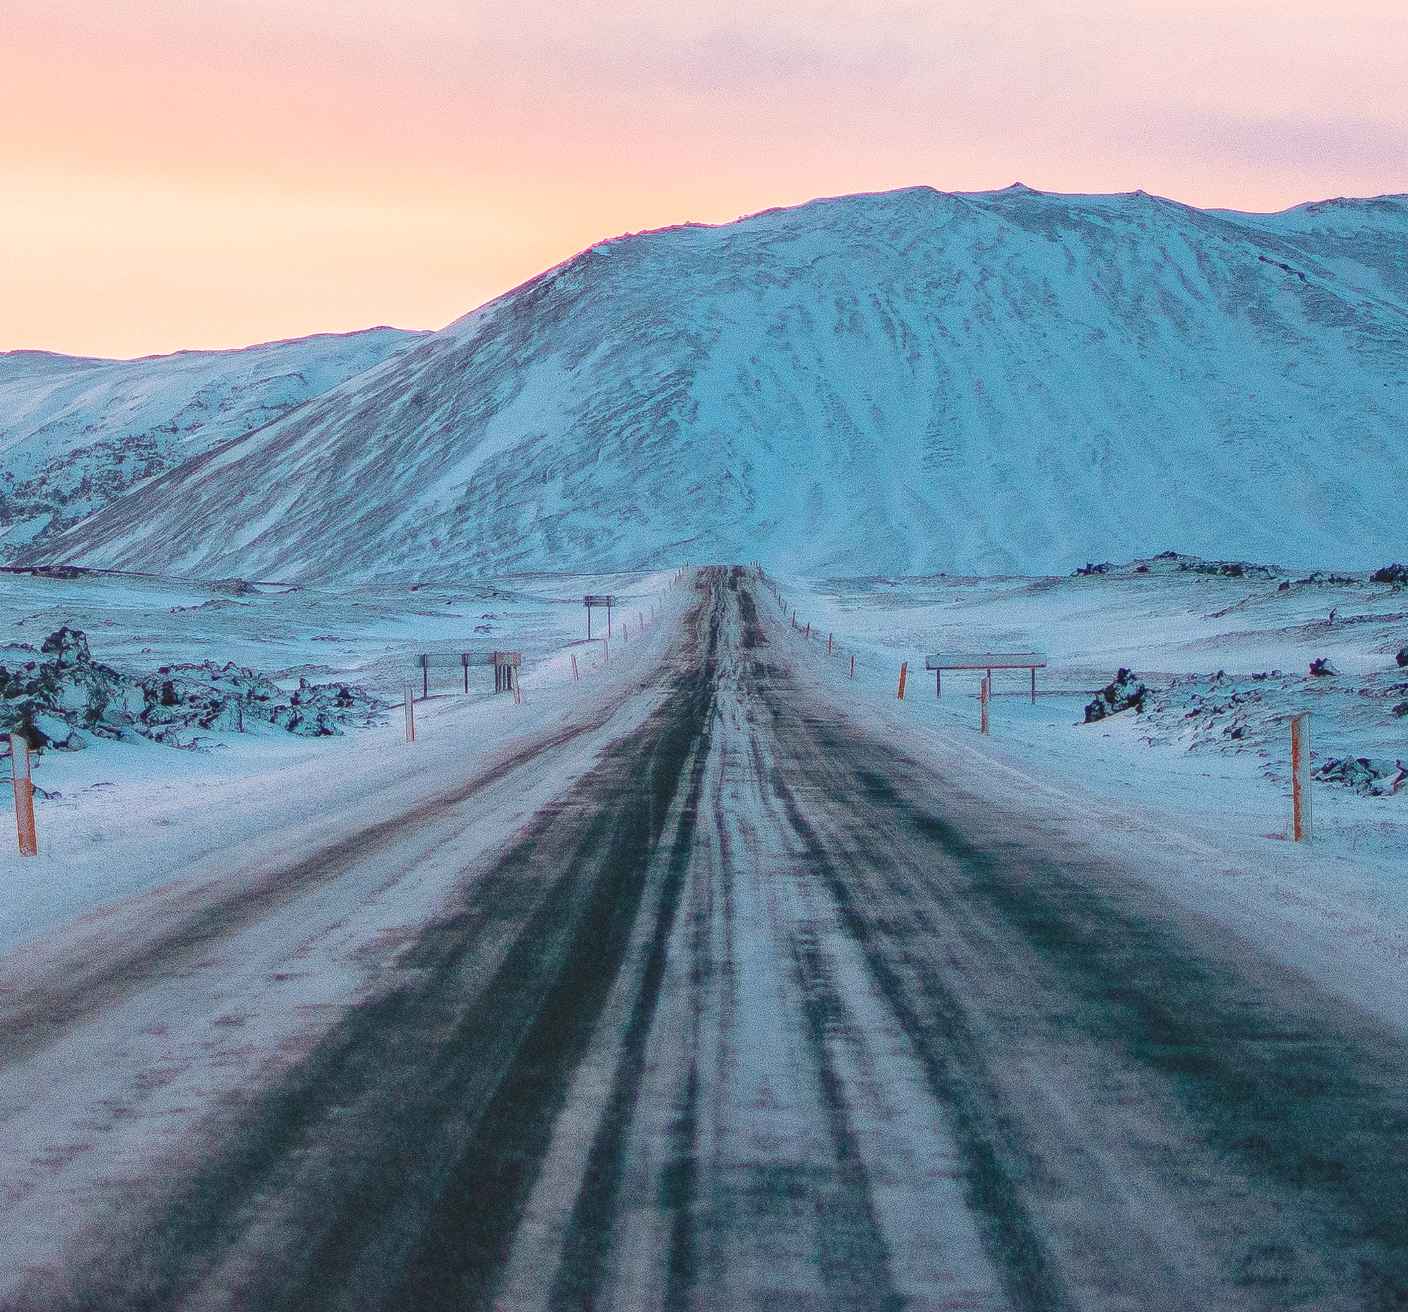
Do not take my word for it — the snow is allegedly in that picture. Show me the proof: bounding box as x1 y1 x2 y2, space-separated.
0 568 676 956
0 327 422 562
762 563 1408 1030
18 184 1408 582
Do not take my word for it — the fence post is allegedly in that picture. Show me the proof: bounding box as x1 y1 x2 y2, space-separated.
1291 713 1311 843
897 662 908 700
980 676 990 735
9 733 37 857
571 652 579 682
404 686 416 743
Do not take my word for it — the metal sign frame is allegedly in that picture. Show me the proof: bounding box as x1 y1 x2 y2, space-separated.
583 594 616 640
924 651 1048 702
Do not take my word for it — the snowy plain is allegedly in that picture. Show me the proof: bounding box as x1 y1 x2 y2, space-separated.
2 564 1407 1307
759 563 1408 1024
0 567 674 956
2 557 1403 971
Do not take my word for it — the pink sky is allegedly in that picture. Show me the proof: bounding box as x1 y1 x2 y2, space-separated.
4 0 1405 358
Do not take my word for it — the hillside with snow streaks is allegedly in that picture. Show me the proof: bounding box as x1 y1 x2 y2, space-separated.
0 327 422 560
22 185 1408 580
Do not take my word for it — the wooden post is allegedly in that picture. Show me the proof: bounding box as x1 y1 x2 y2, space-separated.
10 733 37 857
422 660 429 701
463 654 470 695
827 632 832 655
936 669 942 698
587 606 593 640
981 676 990 735
404 686 416 743
571 652 579 681
1031 667 1036 704
607 600 612 638
850 654 855 679
1291 713 1311 843
897 662 908 700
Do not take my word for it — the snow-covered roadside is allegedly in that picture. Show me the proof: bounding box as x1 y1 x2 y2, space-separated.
760 573 1408 1033
0 573 682 959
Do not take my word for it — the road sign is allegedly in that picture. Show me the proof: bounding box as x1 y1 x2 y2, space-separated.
492 651 522 694
925 651 1047 702
583 594 616 639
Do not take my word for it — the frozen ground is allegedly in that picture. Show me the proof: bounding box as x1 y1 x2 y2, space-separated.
4 568 1408 1310
0 565 673 955
767 560 1408 958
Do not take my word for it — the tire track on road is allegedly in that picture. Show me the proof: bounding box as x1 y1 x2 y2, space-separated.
754 588 1408 1309
0 709 638 1071
14 575 722 1312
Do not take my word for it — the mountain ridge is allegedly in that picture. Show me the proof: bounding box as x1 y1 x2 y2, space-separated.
0 326 425 560
16 184 1408 579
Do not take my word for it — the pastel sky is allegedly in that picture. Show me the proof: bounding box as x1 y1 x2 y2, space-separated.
4 0 1406 358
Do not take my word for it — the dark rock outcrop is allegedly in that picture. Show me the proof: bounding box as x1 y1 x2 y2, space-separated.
1085 668 1147 723
0 627 382 750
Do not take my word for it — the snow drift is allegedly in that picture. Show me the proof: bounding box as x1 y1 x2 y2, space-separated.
18 184 1408 580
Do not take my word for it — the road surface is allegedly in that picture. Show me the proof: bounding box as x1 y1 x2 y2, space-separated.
3 567 1408 1310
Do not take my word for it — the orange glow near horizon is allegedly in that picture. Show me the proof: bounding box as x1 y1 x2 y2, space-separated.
4 0 1406 358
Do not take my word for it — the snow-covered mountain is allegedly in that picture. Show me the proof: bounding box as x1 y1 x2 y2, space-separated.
0 327 423 559
18 185 1408 579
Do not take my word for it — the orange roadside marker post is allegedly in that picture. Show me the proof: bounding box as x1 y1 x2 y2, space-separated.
897 662 909 700
1291 713 1311 842
9 733 37 857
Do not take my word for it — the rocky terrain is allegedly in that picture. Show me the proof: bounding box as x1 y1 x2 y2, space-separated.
0 625 383 759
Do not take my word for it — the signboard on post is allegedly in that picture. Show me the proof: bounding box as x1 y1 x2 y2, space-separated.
583 594 616 640
492 651 522 694
925 651 1047 703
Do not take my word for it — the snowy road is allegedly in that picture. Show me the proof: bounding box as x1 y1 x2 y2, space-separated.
4 568 1408 1310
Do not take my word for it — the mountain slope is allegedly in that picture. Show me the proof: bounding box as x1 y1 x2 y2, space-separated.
0 327 423 559
20 185 1408 579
